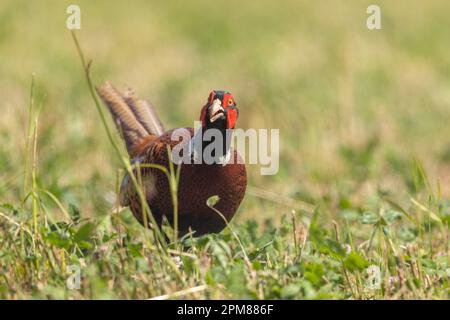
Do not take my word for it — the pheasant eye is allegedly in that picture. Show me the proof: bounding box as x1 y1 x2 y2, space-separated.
228 99 234 106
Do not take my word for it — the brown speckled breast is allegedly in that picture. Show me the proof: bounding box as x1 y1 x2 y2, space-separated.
122 128 247 236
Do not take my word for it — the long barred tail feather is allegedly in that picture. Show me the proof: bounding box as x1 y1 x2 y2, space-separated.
123 88 165 136
95 82 165 155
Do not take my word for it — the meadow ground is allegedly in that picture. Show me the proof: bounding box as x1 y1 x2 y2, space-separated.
0 0 449 299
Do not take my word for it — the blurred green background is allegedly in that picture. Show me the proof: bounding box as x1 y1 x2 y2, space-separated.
1 0 450 223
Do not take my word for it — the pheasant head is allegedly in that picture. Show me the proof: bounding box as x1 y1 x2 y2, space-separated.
200 90 239 130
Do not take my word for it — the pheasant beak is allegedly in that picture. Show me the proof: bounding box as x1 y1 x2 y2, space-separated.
209 99 226 123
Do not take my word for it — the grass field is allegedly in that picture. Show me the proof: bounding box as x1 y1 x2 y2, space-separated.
0 0 449 299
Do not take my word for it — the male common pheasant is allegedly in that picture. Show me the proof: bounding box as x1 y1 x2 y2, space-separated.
96 83 247 236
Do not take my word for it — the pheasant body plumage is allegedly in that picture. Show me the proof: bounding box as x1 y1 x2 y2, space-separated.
96 82 247 237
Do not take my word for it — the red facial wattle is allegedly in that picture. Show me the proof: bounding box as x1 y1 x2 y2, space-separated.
227 108 238 129
222 93 238 129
